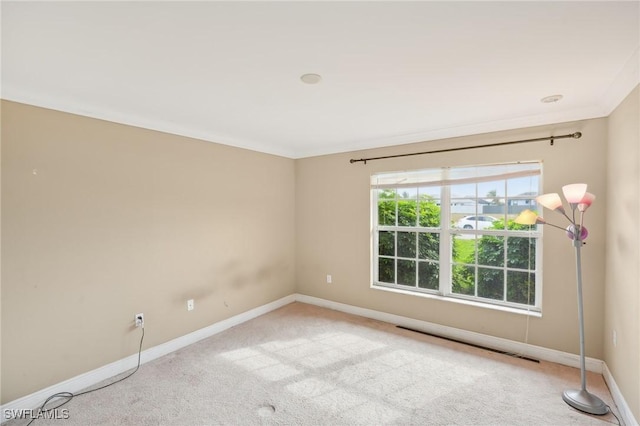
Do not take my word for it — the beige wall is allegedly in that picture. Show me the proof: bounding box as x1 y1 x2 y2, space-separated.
0 101 3 406
1 101 296 403
296 119 608 357
605 85 640 420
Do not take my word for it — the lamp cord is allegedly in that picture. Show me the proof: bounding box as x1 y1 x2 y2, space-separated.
520 222 533 355
25 327 144 425
525 224 532 343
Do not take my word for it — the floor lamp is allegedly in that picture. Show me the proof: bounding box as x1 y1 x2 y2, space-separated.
515 183 608 416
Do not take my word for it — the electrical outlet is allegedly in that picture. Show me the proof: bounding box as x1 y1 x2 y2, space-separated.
187 299 194 311
135 313 144 328
326 274 332 284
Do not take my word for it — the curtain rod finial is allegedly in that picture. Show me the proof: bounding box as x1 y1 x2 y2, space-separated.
572 132 582 139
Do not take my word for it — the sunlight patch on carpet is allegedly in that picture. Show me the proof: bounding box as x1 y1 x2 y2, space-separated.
219 347 302 381
218 329 489 417
329 348 489 408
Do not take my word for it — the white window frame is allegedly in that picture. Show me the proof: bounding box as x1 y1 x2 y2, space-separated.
371 162 543 312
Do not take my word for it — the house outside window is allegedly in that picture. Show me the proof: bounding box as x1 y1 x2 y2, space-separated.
371 162 542 311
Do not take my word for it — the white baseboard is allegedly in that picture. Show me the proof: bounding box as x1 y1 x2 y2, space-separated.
3 292 636 426
1 294 296 420
603 363 638 426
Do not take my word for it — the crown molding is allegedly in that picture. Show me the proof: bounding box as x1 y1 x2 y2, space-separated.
293 105 607 159
600 46 640 116
0 88 298 159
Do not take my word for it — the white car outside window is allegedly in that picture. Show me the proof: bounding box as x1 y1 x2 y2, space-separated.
455 215 497 230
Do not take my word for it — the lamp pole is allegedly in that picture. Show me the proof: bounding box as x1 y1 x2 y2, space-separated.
561 225 608 415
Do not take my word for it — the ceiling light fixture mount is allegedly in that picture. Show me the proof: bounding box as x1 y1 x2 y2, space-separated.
300 73 322 85
541 94 563 103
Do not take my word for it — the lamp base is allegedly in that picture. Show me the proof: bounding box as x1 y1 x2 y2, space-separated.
562 389 609 415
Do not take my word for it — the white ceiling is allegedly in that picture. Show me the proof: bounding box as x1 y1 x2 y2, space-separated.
2 1 639 158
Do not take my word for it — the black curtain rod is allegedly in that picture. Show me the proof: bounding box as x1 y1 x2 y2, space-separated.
349 132 582 164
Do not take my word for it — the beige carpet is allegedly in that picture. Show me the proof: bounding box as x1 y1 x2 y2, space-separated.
11 302 621 425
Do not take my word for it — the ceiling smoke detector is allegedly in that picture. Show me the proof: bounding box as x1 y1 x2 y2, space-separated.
541 94 563 103
300 73 322 84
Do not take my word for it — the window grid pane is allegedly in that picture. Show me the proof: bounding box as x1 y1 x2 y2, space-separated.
452 264 475 296
418 261 439 290
397 260 417 287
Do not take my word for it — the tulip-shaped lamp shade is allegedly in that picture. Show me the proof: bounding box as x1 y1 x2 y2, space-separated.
516 209 577 233
578 192 596 212
514 209 543 225
536 193 565 213
562 183 588 204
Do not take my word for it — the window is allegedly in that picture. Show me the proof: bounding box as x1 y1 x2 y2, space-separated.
372 162 542 311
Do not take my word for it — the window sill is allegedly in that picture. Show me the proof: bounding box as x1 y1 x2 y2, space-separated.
371 283 542 318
